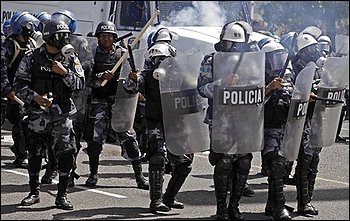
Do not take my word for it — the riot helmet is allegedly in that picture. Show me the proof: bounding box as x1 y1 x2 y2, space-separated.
280 31 298 58
94 21 118 38
317 35 332 56
259 38 289 79
36 12 51 32
148 43 175 64
152 28 172 43
296 33 324 66
51 9 77 33
42 19 71 50
215 21 251 52
10 11 40 39
2 19 13 37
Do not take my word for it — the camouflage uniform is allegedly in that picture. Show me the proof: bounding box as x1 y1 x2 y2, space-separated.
1 36 36 166
197 49 258 219
124 57 194 213
84 42 148 189
13 43 84 208
292 49 323 216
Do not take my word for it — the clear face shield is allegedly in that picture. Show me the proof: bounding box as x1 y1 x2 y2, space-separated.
221 40 245 52
266 49 288 78
318 42 330 55
297 43 325 68
18 14 41 40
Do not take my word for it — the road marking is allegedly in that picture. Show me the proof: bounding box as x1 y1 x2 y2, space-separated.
195 153 349 186
2 169 127 198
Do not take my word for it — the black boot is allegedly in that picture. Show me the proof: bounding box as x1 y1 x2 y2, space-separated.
269 157 292 220
149 170 171 213
265 180 274 216
307 153 320 215
228 155 252 220
132 160 149 190
85 155 99 187
296 156 318 216
214 161 230 220
21 175 40 206
228 173 246 220
55 176 73 210
163 163 191 209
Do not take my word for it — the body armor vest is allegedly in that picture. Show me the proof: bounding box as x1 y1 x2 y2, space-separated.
31 49 72 111
92 46 122 98
144 67 162 121
6 38 34 84
265 89 291 128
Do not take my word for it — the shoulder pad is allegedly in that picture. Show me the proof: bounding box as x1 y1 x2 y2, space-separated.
202 53 214 66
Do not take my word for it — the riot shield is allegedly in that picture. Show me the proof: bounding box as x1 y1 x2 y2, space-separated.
111 47 147 132
310 57 349 148
158 53 210 155
212 51 265 154
335 34 349 57
70 36 97 119
281 62 316 161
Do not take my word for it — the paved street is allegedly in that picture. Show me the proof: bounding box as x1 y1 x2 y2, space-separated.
1 121 349 220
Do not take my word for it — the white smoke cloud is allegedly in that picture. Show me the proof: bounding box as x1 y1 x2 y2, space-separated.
160 1 227 27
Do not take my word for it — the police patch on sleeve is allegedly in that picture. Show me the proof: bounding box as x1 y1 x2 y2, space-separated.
73 57 84 77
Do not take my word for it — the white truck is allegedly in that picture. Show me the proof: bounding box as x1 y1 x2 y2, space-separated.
1 1 270 55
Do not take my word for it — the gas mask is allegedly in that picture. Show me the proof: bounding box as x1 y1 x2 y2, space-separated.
21 23 42 41
48 32 71 50
297 44 324 67
218 40 245 52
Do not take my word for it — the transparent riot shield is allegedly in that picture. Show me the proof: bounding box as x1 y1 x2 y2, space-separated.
71 36 97 119
212 51 265 154
111 47 147 132
281 62 316 161
335 34 349 58
158 53 210 155
310 57 349 148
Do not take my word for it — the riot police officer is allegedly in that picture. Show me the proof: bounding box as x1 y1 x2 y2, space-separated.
259 38 293 220
83 21 148 190
1 12 40 168
292 29 326 216
197 21 259 220
30 11 60 186
124 31 194 213
51 9 96 187
14 19 85 210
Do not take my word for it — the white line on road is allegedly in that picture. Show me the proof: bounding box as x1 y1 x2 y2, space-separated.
2 169 127 199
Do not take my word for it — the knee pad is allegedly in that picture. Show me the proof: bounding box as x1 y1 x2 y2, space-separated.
209 150 225 166
149 153 166 171
270 156 286 177
26 131 49 157
58 153 74 174
235 153 253 175
215 156 232 175
173 162 192 177
87 141 103 156
122 137 140 159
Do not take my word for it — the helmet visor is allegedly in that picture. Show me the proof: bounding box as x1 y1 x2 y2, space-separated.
266 49 288 71
17 13 40 31
318 42 330 53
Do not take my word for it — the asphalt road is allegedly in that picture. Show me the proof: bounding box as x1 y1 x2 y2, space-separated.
1 120 349 220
